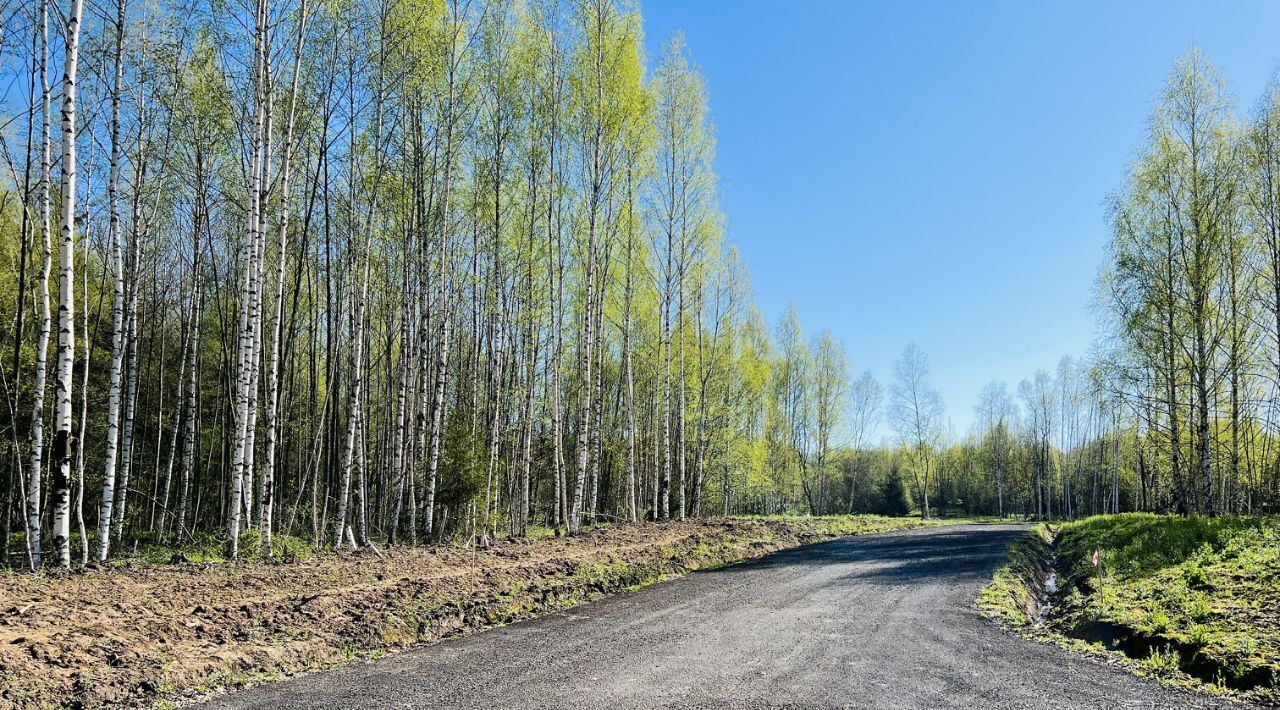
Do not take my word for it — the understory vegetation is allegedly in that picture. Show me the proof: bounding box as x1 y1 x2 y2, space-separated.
976 523 1053 627
981 514 1280 704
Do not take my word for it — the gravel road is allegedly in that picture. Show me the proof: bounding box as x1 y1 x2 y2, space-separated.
201 523 1245 709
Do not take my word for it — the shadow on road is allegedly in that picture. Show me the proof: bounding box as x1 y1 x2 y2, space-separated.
699 525 1026 586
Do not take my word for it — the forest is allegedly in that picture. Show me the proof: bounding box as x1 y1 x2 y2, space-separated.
790 48 1280 526
0 0 881 572
1 0 1278 576
934 49 1280 523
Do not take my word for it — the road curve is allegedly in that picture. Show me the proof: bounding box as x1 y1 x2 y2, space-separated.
201 524 1242 709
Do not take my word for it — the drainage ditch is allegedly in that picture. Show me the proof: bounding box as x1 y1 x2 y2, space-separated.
1030 531 1273 693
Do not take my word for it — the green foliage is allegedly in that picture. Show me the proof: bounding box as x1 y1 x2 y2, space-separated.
878 468 910 517
1050 514 1280 697
977 524 1053 627
1056 513 1273 583
1144 645 1182 678
1144 609 1171 634
1188 624 1211 648
1183 592 1212 622
747 513 957 539
108 530 315 567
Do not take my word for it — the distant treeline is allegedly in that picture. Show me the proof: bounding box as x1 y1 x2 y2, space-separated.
890 50 1280 521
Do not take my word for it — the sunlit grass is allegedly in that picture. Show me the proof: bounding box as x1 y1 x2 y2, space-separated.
1055 514 1280 694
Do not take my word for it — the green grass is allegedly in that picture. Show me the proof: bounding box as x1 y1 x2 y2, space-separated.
1053 514 1280 697
108 529 316 566
1055 513 1276 582
11 515 958 572
1144 644 1183 678
977 523 1053 626
5 528 317 569
978 514 1280 701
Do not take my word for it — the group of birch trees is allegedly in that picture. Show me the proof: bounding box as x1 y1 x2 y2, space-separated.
891 50 1280 521
0 0 864 570
1097 48 1280 517
907 357 1132 521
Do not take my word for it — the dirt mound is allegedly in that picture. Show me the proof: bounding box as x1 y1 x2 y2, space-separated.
0 518 932 708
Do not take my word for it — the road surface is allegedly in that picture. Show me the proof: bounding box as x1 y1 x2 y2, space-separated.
202 524 1242 709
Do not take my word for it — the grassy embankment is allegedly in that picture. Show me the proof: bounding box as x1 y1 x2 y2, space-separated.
0 515 957 709
980 513 1280 704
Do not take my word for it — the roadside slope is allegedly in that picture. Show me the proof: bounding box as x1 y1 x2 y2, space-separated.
980 515 1279 706
0 516 945 708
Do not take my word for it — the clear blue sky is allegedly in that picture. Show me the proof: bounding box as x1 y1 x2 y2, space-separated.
640 0 1280 439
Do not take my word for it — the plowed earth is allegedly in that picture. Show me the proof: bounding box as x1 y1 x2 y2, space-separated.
0 517 943 709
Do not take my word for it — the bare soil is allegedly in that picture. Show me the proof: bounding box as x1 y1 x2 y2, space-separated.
0 517 937 709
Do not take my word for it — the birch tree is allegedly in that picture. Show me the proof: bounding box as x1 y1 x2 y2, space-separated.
96 0 128 563
25 0 54 570
889 343 943 519
50 0 85 569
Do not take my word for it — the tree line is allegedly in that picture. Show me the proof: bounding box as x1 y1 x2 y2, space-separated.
0 0 880 571
861 51 1280 522
1095 49 1280 517
7 4 1269 575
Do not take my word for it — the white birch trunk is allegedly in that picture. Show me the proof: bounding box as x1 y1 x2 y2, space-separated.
622 183 636 522
257 0 308 557
51 0 85 571
568 228 596 533
243 84 275 530
112 294 139 542
95 0 127 562
26 0 53 570
176 210 203 541
334 16 386 548
389 267 413 543
660 229 672 521
677 258 687 521
228 0 268 557
423 60 461 541
74 142 94 566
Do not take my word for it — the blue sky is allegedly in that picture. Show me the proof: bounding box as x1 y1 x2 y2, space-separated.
640 0 1280 440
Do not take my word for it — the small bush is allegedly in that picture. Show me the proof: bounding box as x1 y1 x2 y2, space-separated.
1187 624 1210 648
1183 593 1212 622
1144 645 1182 678
1145 609 1171 634
1182 562 1209 588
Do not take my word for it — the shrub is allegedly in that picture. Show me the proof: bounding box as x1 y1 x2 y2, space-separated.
1186 624 1210 648
1183 593 1212 622
1144 645 1182 678
1145 609 1171 634
1182 562 1209 588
